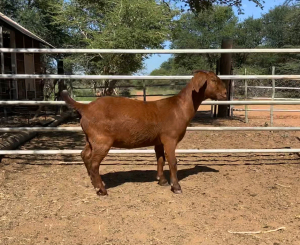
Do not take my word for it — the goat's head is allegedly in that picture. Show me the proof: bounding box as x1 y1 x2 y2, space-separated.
192 70 227 101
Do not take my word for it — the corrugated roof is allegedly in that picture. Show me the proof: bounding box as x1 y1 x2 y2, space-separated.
0 11 54 48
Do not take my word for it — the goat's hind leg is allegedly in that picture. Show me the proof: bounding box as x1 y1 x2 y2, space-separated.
81 141 92 176
89 138 112 196
155 144 169 186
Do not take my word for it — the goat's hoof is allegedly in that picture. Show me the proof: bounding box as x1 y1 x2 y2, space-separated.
158 178 169 186
171 186 182 194
96 189 108 196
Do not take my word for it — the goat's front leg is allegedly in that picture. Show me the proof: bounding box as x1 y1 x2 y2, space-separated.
163 141 182 194
155 144 168 186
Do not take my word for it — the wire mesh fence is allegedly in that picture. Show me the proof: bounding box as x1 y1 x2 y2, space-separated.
232 67 300 124
234 67 300 100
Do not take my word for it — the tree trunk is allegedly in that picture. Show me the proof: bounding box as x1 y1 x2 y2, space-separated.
217 38 233 117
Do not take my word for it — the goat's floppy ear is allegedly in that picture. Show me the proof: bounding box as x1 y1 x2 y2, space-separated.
192 72 208 93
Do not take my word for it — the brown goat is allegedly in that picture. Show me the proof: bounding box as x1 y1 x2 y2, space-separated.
61 71 227 195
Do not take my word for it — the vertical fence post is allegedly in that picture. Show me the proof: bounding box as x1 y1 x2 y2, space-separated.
70 82 74 99
230 66 234 117
244 68 248 123
213 58 220 118
270 66 276 126
57 60 65 94
0 27 4 75
230 80 234 117
218 39 233 117
65 67 74 99
57 60 65 114
0 26 7 120
143 81 146 102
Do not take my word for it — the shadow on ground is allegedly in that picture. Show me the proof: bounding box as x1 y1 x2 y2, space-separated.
102 165 218 189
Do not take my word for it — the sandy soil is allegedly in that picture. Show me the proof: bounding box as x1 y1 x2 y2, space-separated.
1 103 300 244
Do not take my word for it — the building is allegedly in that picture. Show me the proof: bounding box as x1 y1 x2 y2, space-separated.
0 11 54 100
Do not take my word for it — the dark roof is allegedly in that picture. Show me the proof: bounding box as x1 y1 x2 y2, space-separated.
0 11 54 48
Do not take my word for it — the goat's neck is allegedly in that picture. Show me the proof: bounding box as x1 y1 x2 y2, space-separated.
177 82 205 122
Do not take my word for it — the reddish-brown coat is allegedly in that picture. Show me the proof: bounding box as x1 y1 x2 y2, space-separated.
61 71 227 195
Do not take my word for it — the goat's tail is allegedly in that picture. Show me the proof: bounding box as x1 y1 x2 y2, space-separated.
61 90 85 114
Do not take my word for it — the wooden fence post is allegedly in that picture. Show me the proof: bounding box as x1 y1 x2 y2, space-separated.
0 26 4 75
57 60 66 114
0 26 7 119
218 38 233 117
143 81 147 102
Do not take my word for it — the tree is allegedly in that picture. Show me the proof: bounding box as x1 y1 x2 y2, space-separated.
233 17 263 67
284 3 300 46
168 0 265 14
1 0 175 96
262 5 293 48
0 0 20 18
55 0 175 95
244 4 300 74
171 6 238 71
0 0 69 54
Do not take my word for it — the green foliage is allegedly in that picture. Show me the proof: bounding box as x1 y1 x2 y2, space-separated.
0 0 20 18
153 3 300 80
2 0 300 98
0 0 69 50
0 0 70 77
171 6 238 70
53 0 176 95
172 0 264 14
233 17 264 67
262 5 293 48
1 0 176 96
56 0 175 76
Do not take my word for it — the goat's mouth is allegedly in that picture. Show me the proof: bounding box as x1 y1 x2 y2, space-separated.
216 94 227 101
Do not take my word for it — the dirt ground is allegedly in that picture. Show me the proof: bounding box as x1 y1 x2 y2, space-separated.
1 101 300 245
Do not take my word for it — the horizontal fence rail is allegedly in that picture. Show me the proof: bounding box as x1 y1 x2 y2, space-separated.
75 94 176 98
1 149 300 155
2 48 300 54
1 74 300 80
242 86 300 90
2 100 300 105
73 83 186 89
233 109 300 112
247 97 300 100
2 127 300 132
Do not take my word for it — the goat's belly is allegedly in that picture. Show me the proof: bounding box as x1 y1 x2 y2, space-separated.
112 134 161 149
112 142 159 149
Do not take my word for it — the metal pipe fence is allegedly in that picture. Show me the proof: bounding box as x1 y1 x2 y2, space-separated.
72 83 186 89
240 86 300 90
1 74 300 80
1 48 300 54
2 100 300 105
1 149 300 155
1 48 300 156
233 66 300 123
233 109 300 112
2 126 300 132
